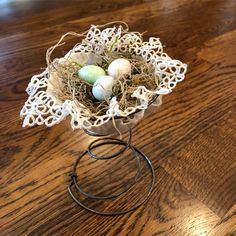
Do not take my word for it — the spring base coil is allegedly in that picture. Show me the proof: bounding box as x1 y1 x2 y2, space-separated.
68 128 155 216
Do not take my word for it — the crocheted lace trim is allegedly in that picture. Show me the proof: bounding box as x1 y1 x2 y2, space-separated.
20 24 187 129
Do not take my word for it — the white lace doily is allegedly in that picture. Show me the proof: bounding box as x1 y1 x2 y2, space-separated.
20 23 187 130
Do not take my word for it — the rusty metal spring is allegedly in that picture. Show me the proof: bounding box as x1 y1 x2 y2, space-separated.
68 128 155 216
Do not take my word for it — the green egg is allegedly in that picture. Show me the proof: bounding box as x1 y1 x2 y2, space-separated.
78 65 106 84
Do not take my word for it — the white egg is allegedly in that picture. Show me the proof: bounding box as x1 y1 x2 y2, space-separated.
92 76 114 101
108 58 131 79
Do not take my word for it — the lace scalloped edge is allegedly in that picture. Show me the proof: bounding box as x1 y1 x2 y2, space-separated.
20 23 187 130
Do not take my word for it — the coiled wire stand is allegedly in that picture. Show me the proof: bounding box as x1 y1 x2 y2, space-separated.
68 128 155 216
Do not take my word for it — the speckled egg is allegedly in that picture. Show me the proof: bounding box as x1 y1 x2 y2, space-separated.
108 58 131 79
92 76 114 101
78 65 106 84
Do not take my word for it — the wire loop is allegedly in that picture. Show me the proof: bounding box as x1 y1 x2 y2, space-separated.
68 128 155 215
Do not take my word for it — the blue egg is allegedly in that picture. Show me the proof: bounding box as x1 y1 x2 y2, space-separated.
78 65 106 84
92 76 114 101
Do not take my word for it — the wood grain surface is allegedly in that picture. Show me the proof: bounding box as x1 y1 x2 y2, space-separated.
1 0 236 235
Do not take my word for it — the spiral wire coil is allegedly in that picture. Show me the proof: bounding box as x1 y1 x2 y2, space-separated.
68 128 155 215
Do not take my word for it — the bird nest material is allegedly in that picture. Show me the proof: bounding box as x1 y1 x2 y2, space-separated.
20 22 187 130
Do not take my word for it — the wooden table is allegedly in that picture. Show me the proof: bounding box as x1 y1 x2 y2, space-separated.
1 0 236 235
